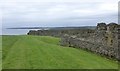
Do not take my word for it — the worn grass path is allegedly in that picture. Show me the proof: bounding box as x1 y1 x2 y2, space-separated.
2 35 118 69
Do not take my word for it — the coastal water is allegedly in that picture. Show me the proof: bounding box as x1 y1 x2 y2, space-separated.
2 28 38 35
2 26 96 35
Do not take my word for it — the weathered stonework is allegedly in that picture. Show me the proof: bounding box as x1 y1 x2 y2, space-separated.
60 23 119 60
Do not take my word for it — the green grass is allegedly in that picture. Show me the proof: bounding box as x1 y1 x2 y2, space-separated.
2 35 118 69
0 36 2 70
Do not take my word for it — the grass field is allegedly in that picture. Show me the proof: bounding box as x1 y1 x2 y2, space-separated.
0 36 2 70
2 35 118 69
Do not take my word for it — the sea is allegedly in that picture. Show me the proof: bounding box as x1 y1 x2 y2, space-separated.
2 28 39 35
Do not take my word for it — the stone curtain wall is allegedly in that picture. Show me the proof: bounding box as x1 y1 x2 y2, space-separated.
118 26 120 61
60 23 119 60
27 29 95 38
27 23 119 60
28 30 62 37
60 34 118 59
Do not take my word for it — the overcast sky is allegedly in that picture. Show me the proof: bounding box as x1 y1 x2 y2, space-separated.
0 0 119 29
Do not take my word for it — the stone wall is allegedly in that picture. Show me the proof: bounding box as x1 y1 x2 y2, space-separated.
27 29 95 37
60 23 119 60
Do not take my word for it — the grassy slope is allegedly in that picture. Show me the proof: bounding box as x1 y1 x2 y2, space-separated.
2 35 118 69
0 36 2 70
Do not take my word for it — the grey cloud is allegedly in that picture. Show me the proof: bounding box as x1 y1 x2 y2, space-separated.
1 0 118 28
